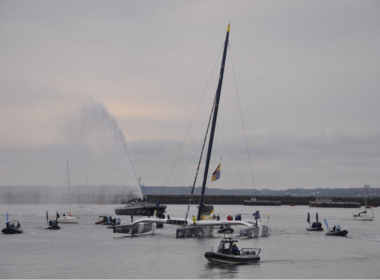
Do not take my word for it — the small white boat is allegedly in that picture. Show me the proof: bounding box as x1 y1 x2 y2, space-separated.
57 213 79 224
353 184 374 221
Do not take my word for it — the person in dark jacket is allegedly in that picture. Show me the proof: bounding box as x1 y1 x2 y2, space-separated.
231 243 239 255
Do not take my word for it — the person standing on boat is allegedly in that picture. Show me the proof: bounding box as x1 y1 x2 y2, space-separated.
192 215 196 225
231 243 239 255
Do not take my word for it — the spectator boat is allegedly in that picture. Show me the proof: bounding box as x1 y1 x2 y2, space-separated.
205 237 261 264
306 212 323 231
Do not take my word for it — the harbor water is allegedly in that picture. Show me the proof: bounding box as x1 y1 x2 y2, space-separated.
1 204 379 279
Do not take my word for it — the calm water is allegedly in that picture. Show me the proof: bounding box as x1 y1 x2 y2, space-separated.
1 204 379 279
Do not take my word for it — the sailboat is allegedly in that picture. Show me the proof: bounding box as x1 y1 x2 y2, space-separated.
175 23 270 238
77 174 95 214
57 161 79 224
353 183 374 221
110 24 270 238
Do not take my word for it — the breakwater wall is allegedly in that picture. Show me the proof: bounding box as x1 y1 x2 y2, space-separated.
2 193 380 206
145 195 380 207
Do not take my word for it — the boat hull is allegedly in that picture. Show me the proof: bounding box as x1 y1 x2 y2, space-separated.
112 223 156 235
57 217 79 223
114 204 167 216
205 252 260 264
2 228 23 234
176 225 214 238
95 221 109 225
46 225 60 230
239 225 270 238
306 227 323 231
325 230 348 236
353 216 374 221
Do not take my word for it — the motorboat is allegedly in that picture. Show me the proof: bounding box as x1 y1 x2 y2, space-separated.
2 213 23 234
46 211 60 230
57 212 79 224
95 215 110 225
205 237 261 264
353 184 374 221
95 215 120 226
309 198 360 208
115 178 167 217
115 196 167 217
306 212 323 231
2 221 23 234
324 219 348 237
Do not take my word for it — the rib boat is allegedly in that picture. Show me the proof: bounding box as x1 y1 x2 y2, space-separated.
2 213 23 234
306 212 323 231
46 211 60 230
205 237 261 264
324 219 348 237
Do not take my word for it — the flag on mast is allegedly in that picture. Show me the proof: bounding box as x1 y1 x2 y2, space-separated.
211 163 221 181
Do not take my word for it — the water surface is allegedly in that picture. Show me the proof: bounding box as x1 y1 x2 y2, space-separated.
1 204 379 278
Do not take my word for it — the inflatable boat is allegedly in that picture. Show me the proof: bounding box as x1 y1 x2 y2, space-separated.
205 237 260 264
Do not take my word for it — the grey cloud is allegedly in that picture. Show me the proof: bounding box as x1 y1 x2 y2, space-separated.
0 1 379 190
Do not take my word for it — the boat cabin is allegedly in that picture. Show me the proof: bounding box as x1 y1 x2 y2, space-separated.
310 222 322 229
217 238 239 254
217 237 261 256
98 216 108 222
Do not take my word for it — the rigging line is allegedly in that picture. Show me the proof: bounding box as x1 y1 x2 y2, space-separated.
184 96 216 222
169 139 203 193
216 123 246 189
159 42 225 197
228 41 256 196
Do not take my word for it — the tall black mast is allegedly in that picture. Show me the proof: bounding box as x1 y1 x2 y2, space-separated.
197 24 230 221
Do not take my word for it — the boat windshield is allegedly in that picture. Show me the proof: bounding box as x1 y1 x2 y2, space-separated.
218 242 231 251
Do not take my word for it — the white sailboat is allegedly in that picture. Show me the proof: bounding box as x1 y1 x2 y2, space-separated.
353 183 374 221
77 173 95 214
58 161 80 223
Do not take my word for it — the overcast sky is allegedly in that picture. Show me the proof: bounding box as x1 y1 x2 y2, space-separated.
1 0 379 191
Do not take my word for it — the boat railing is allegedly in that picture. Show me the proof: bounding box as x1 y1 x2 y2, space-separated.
240 248 261 256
